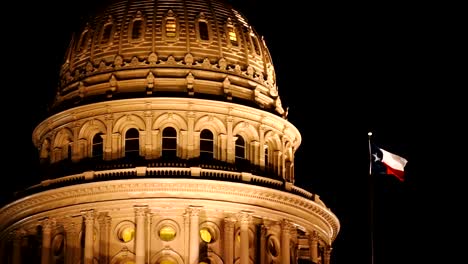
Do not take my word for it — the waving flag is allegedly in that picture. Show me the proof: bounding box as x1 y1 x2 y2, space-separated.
371 144 408 182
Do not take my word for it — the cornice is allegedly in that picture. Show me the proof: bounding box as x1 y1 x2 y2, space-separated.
0 179 339 241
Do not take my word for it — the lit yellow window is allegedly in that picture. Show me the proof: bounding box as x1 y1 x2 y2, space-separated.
119 226 135 242
166 18 176 37
159 226 176 241
200 228 212 243
228 26 238 46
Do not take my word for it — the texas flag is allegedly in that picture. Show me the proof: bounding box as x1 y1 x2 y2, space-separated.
371 144 408 182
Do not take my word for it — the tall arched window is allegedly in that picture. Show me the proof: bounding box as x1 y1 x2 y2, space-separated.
235 135 245 163
92 133 104 158
264 144 271 171
198 21 209 41
132 20 143 40
162 127 177 157
76 30 89 52
163 10 178 41
100 23 113 45
125 128 139 157
200 129 214 159
250 34 261 55
227 25 238 46
67 144 73 160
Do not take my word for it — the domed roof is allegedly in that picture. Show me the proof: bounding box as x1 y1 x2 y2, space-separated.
54 0 286 117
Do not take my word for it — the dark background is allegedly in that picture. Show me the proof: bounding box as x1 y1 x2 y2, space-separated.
4 0 462 263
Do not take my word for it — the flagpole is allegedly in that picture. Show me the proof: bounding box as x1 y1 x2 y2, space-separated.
368 132 375 264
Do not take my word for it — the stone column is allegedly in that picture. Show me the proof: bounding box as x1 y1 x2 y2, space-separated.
187 111 195 158
98 213 111 264
223 217 236 264
65 222 79 264
134 205 148 264
259 225 268 264
309 231 318 263
183 211 190 263
41 218 53 264
104 113 114 160
281 220 292 264
82 210 95 264
188 206 202 264
324 247 332 264
237 211 252 264
144 110 153 158
12 229 25 264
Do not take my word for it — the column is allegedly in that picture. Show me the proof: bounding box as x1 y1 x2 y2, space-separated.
324 247 332 264
12 229 25 264
188 206 202 264
98 213 111 264
65 222 79 264
237 211 252 264
259 225 268 264
144 110 153 158
41 218 53 264
104 114 113 160
223 217 236 264
82 210 95 264
183 211 190 263
187 111 195 158
134 205 148 264
281 220 292 264
309 231 318 263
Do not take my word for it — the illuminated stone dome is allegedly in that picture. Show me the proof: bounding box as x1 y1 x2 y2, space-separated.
54 0 285 116
1 1 340 263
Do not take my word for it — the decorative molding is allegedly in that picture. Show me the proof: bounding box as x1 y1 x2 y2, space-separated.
0 179 339 241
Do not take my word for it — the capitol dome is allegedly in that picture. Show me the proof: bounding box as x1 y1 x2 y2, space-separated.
54 0 285 116
1 1 339 264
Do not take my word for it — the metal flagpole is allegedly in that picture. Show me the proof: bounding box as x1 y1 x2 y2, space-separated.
368 132 375 264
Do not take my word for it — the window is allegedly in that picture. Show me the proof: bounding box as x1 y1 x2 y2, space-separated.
117 222 135 243
131 20 143 40
165 18 176 37
198 21 209 41
67 144 73 160
76 30 89 52
227 25 238 46
235 135 245 162
101 23 113 44
200 129 214 159
159 226 176 241
92 133 104 158
162 127 177 157
251 34 261 55
125 128 139 157
264 145 271 171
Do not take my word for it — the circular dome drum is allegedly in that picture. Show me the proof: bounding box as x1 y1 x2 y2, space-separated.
55 0 285 117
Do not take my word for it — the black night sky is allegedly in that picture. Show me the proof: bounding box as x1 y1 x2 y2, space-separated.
3 0 462 263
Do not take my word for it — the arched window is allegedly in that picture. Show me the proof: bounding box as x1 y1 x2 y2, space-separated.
264 144 271 171
92 133 104 158
250 34 261 55
100 23 113 45
67 144 73 160
162 127 177 157
125 128 139 157
200 129 214 159
76 30 89 52
198 21 209 41
235 135 245 163
227 25 238 47
163 10 178 41
165 17 177 37
132 20 143 40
